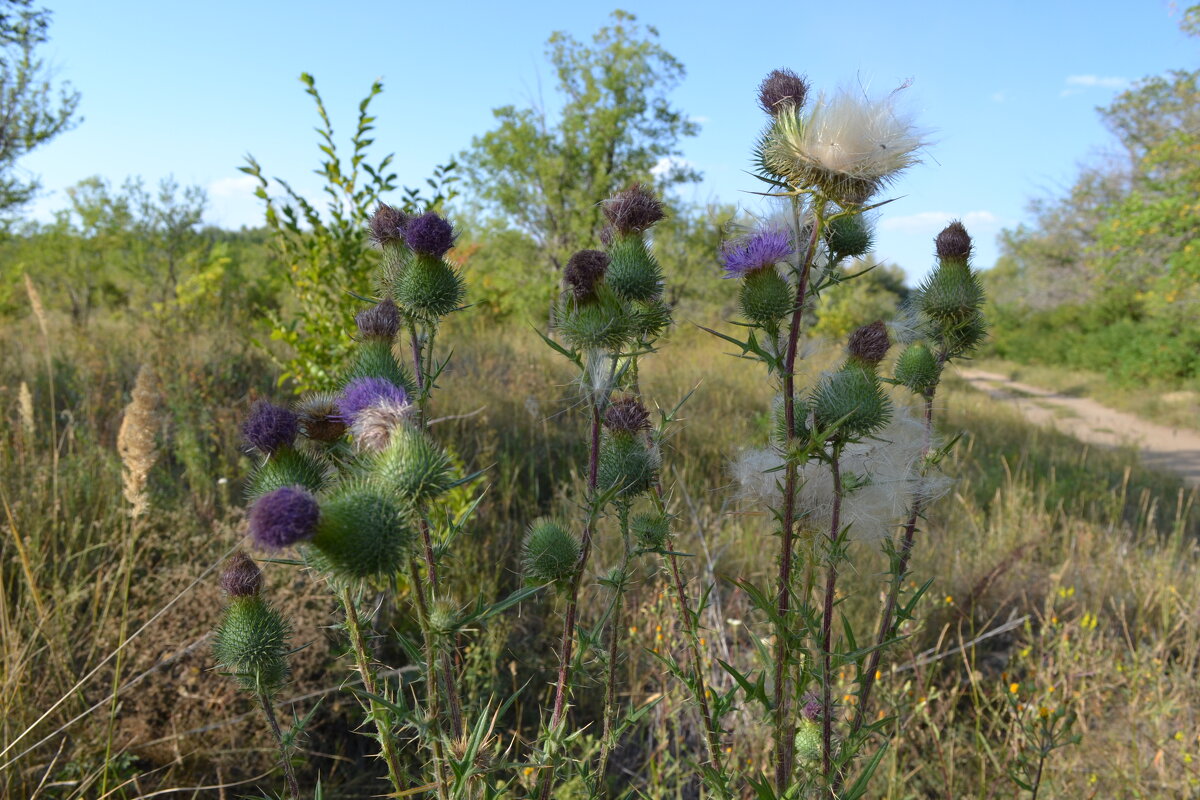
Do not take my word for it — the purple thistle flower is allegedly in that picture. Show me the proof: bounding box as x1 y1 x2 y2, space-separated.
242 401 299 454
604 397 651 434
338 377 408 425
220 551 263 596
801 691 823 721
249 486 320 550
404 211 456 257
719 228 795 278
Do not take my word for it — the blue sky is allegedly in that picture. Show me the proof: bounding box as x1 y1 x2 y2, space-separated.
15 0 1197 282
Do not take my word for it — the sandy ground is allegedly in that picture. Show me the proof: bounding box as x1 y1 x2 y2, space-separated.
956 368 1200 488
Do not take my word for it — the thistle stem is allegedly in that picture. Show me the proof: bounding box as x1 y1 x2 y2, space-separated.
596 505 632 797
406 561 451 799
850 387 938 740
537 404 602 800
821 449 843 797
339 586 407 797
774 201 824 793
257 689 300 800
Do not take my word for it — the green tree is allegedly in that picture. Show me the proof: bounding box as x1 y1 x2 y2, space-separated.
1 0 80 218
461 10 699 312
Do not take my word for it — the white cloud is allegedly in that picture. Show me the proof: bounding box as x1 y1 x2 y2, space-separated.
1060 74 1129 97
208 174 259 198
880 210 1004 235
991 90 1006 103
206 174 263 229
650 156 694 178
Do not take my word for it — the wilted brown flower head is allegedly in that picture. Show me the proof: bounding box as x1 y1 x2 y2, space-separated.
758 68 809 116
603 183 665 235
604 396 651 434
935 220 972 262
295 393 347 443
847 320 891 365
220 551 263 597
563 249 610 301
369 203 409 247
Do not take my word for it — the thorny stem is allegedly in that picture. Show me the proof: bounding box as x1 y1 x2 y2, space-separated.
407 561 451 799
821 449 844 797
537 404 602 800
258 689 300 800
850 386 939 739
596 504 632 796
774 199 824 793
339 586 407 797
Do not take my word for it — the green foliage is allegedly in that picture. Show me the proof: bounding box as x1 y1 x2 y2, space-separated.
241 73 459 392
460 10 699 302
0 0 80 218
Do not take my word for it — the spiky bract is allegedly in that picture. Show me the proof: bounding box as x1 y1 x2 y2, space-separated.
794 720 822 763
521 519 580 586
825 213 873 261
893 343 940 394
627 298 672 341
396 254 466 319
367 426 455 502
915 262 985 325
555 287 632 352
294 392 347 444
739 267 794 325
213 596 290 692
809 364 893 440
246 447 329 499
631 512 670 550
605 234 663 302
309 484 418 581
598 432 658 498
343 340 417 397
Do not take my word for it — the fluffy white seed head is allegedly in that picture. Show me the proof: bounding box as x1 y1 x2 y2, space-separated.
351 398 417 453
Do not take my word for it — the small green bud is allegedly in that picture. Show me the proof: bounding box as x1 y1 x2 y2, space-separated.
246 447 329 500
395 253 465 319
343 338 417 396
739 268 794 325
213 595 290 692
309 483 418 581
555 288 633 351
627 297 672 341
428 599 457 636
522 519 580 585
893 343 940 394
598 432 658 498
631 512 670 550
794 720 822 763
916 262 985 325
368 426 455 502
824 214 873 261
809 363 893 440
605 234 663 303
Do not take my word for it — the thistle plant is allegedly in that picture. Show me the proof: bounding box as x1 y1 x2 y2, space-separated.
212 205 512 799
709 68 985 798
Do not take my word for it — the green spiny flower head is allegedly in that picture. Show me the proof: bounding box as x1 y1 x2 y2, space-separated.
396 253 465 320
794 720 822 763
598 429 659 499
631 512 670 550
555 286 633 352
824 213 873 262
521 518 580 586
809 362 893 441
428 599 457 636
308 483 418 582
366 425 455 502
213 594 290 693
605 231 664 303
627 297 672 341
739 267 794 326
846 320 891 371
245 446 330 500
343 339 417 396
916 220 984 326
893 342 941 394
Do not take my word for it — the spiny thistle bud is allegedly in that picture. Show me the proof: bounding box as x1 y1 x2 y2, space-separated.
395 254 466 319
935 220 972 263
758 68 809 116
242 401 298 455
604 397 651 434
429 599 457 636
369 203 409 247
846 320 891 367
294 393 347 443
555 288 633 352
338 377 409 427
719 227 794 278
521 519 580 586
598 432 658 498
309 483 418 581
739 268 794 325
220 551 263 597
403 211 456 258
563 249 609 302
355 298 400 341
916 259 985 324
603 183 665 235
249 485 320 550
809 363 892 440
246 446 330 499
213 594 290 692
893 342 940 394
631 512 670 550
350 398 416 453
367 425 455 502
824 214 873 261
794 720 822 763
343 339 417 395
605 233 664 303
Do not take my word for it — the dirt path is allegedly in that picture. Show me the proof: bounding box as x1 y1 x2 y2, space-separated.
956 368 1200 488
